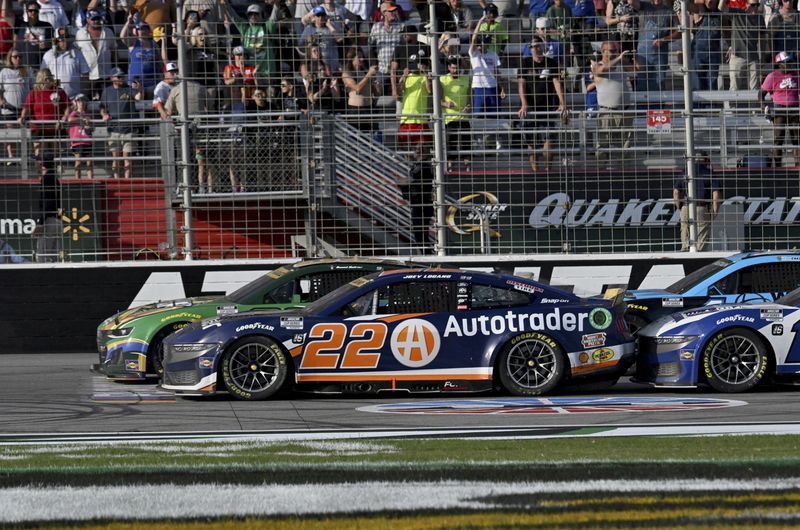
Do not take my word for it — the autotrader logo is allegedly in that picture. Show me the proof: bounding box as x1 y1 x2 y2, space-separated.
391 319 440 368
61 208 91 241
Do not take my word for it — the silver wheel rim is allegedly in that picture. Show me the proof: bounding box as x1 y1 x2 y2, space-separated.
506 339 558 390
228 342 280 393
709 335 761 386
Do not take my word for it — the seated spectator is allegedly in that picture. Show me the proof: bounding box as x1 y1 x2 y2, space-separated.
18 68 68 160
16 2 53 69
63 93 93 179
0 49 33 163
223 46 257 110
121 19 164 98
153 61 178 119
223 4 278 89
299 6 343 72
99 67 141 179
41 27 90 99
74 10 118 100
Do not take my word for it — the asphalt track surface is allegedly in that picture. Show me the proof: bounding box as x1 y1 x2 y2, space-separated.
3 353 800 438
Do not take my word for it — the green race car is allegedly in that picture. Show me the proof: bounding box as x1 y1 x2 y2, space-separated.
96 259 410 380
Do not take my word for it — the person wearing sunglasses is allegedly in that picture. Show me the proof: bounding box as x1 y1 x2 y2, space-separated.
16 2 53 69
0 49 33 163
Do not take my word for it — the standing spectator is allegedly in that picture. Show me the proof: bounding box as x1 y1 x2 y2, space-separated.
132 0 176 29
518 36 565 173
546 0 574 47
16 2 54 70
0 49 33 162
18 68 68 159
186 26 219 104
33 157 61 262
636 0 678 92
368 3 403 91
99 67 140 179
606 0 639 59
591 41 633 161
529 0 554 19
443 0 473 38
341 47 381 133
121 20 163 98
299 6 343 72
673 152 719 251
41 27 90 99
222 46 257 110
532 16 566 65
691 0 723 91
164 78 211 192
152 61 178 119
769 0 800 61
728 0 766 91
476 3 508 54
440 54 471 170
223 4 278 88
0 0 15 57
469 18 505 137
397 52 431 157
390 25 422 97
74 10 118 100
28 0 69 30
63 93 93 179
761 51 800 167
300 0 350 32
275 76 308 117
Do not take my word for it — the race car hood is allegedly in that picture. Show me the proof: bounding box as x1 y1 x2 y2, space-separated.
640 302 790 337
101 296 223 330
168 308 299 343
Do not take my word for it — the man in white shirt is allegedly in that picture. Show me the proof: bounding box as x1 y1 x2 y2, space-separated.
74 10 118 100
41 29 90 98
152 62 178 120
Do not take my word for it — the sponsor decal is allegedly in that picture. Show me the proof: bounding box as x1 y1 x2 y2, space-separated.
541 298 571 304
266 267 289 279
582 332 607 348
715 314 756 325
444 308 589 337
772 324 784 336
627 303 649 312
442 381 468 391
0 217 36 235
125 360 139 371
161 312 203 323
216 305 239 316
579 352 590 364
391 319 441 368
61 207 91 241
350 277 370 287
401 273 455 280
201 319 221 330
199 358 213 368
293 333 305 343
360 397 748 414
761 309 783 322
446 191 507 237
506 280 544 294
683 307 717 317
235 322 275 333
592 348 614 362
280 317 304 330
663 298 684 308
588 308 613 330
680 350 694 360
457 304 468 310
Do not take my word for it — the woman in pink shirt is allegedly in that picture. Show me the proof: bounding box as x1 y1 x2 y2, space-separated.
761 51 800 167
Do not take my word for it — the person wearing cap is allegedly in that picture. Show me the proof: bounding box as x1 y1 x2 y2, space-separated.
761 51 800 166
469 15 505 124
299 5 343 72
476 2 508 54
40 27 90 99
440 54 471 170
301 0 349 32
635 0 678 92
74 10 118 100
369 1 403 89
518 35 565 173
63 93 93 179
673 152 719 251
153 62 178 120
223 3 278 86
727 0 767 91
121 17 164 97
397 49 432 156
530 17 565 65
99 67 140 179
16 2 53 69
223 46 258 109
18 67 68 160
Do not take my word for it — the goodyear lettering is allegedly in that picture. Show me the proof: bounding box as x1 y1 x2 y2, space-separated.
235 322 275 333
161 312 203 323
444 309 588 337
715 314 755 325
511 332 557 349
627 304 648 312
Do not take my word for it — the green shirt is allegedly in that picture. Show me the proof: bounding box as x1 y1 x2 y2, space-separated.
440 74 470 124
235 20 276 80
400 73 429 124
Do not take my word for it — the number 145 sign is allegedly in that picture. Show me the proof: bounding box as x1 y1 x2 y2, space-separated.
647 110 671 135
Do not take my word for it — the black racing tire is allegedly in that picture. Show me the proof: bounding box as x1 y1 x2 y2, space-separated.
497 332 565 396
147 322 189 376
701 327 769 393
221 336 288 401
624 314 650 337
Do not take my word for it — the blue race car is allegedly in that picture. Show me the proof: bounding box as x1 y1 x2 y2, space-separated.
625 251 800 334
636 287 800 392
161 269 635 400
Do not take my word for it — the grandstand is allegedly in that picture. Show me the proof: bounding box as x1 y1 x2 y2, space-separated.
0 0 798 262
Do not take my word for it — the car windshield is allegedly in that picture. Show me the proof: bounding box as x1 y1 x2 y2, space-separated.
776 287 800 307
665 258 733 294
226 268 290 303
302 272 381 315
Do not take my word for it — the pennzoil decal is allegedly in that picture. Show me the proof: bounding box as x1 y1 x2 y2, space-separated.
592 348 614 362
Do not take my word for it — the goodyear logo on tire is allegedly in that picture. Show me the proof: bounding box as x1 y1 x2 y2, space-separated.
391 319 440 368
